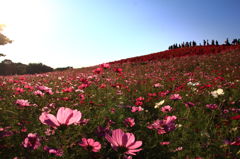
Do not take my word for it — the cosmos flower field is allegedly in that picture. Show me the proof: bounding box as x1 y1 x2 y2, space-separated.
0 46 240 159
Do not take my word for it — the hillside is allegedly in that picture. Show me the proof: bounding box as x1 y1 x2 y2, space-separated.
109 45 240 64
0 46 240 159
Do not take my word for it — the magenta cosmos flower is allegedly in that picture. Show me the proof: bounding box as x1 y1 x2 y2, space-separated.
39 107 82 127
79 138 101 152
105 129 142 155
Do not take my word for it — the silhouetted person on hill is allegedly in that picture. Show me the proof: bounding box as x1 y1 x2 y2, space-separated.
211 40 215 45
193 41 197 46
225 38 230 45
216 40 219 46
203 40 206 46
207 40 209 46
232 39 238 45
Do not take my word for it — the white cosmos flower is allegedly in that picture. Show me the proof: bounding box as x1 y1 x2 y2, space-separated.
211 88 224 98
154 100 165 109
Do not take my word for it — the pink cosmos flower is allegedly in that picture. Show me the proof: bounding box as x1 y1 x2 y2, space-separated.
34 90 44 96
39 107 82 127
22 133 41 150
147 115 177 135
131 106 143 112
114 68 123 74
136 97 144 101
100 63 110 69
79 138 101 152
161 105 173 113
93 67 103 74
44 146 63 156
0 126 14 138
105 129 142 155
153 83 162 88
206 104 218 110
15 87 24 93
135 101 143 106
124 117 135 127
16 99 31 107
37 85 53 95
169 94 182 100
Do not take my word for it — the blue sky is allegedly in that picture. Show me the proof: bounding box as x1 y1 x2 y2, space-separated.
0 0 240 68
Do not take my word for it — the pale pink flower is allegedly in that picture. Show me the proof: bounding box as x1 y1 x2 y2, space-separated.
169 94 182 100
153 83 162 88
39 107 82 127
22 133 41 150
105 129 142 155
79 138 101 152
161 105 173 113
124 117 135 127
16 99 31 107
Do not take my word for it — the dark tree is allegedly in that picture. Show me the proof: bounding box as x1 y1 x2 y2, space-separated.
0 33 12 45
0 25 12 57
26 63 53 74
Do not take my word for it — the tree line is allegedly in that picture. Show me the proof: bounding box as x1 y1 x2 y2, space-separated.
0 59 73 76
0 25 73 75
168 38 240 50
0 59 53 75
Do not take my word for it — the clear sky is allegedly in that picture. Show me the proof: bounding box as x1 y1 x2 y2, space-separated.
0 0 240 68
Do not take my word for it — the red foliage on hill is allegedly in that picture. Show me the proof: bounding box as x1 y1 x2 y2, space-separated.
110 45 240 64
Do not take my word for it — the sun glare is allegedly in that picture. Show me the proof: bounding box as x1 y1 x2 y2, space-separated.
1 0 52 35
0 0 55 64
